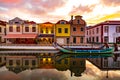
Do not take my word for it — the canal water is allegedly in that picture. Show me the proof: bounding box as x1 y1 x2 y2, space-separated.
0 52 120 80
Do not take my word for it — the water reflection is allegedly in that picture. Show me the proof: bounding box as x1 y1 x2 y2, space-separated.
0 53 86 77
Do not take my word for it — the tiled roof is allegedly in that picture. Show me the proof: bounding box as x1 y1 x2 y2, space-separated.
56 20 69 24
24 21 36 24
87 20 120 29
42 22 53 24
0 20 7 26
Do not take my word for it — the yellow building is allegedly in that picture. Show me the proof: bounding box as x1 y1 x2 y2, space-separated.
38 22 55 44
55 20 70 45
55 57 70 71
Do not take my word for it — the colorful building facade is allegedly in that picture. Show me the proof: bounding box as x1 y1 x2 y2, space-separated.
86 21 120 43
55 20 70 45
70 15 86 45
38 22 55 44
4 17 38 44
0 20 6 43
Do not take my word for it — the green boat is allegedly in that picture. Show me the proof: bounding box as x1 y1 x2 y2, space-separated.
54 43 114 55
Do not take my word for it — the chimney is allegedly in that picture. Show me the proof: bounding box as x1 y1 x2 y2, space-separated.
71 15 73 25
71 15 73 20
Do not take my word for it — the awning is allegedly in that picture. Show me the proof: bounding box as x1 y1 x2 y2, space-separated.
38 34 54 37
4 34 37 38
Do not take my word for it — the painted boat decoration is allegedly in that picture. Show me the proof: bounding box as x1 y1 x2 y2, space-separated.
54 43 114 54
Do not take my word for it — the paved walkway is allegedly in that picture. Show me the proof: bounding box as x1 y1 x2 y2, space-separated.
0 46 56 49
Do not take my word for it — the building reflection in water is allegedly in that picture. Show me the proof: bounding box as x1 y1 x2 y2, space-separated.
0 53 86 77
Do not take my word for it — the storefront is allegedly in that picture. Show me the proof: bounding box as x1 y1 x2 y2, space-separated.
4 34 37 44
37 34 54 44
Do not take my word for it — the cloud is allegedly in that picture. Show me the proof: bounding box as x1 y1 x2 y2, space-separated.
18 69 68 80
0 0 67 22
86 11 120 25
0 0 21 4
101 0 120 6
0 71 21 80
69 5 95 15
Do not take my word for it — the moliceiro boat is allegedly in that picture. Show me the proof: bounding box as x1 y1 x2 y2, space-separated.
53 43 114 55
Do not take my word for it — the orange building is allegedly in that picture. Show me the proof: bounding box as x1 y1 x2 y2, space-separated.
38 22 55 44
70 15 86 45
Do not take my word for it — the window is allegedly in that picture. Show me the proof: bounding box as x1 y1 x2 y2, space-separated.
32 60 36 65
87 38 89 43
51 28 54 33
66 38 69 44
80 37 84 43
92 29 94 34
9 60 13 66
73 27 76 31
57 60 61 64
64 59 68 64
96 36 99 42
46 28 48 33
80 61 84 66
15 22 19 24
80 27 84 31
87 31 88 35
77 20 80 24
0 27 1 32
16 26 20 32
96 28 99 34
89 37 91 42
92 37 94 42
116 26 120 33
104 26 108 33
73 37 76 43
0 57 1 62
32 27 36 32
60 21 66 24
25 27 29 32
89 30 91 35
58 28 62 33
41 28 43 33
73 61 76 65
25 60 29 65
104 60 108 67
9 26 13 32
104 36 108 42
16 60 20 66
65 28 68 33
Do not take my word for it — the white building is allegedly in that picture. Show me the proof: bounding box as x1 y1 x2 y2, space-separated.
4 17 38 44
86 21 120 43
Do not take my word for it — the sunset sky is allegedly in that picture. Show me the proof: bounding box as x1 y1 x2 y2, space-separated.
0 0 120 25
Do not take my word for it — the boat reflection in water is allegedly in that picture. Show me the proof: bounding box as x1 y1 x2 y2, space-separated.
0 52 86 77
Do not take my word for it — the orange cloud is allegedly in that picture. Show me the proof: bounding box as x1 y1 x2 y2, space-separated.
101 0 120 6
0 0 21 3
69 5 95 15
86 12 120 25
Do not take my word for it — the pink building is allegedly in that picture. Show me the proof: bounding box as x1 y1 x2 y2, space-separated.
86 21 120 43
4 17 38 44
70 15 86 45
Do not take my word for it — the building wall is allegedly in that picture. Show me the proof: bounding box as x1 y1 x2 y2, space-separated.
103 25 120 43
86 21 120 43
6 24 23 34
0 25 5 42
56 37 70 45
55 24 70 37
86 25 102 43
23 24 38 34
70 15 86 44
38 23 54 34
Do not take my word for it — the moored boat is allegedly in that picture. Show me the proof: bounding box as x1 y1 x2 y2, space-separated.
54 43 114 55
